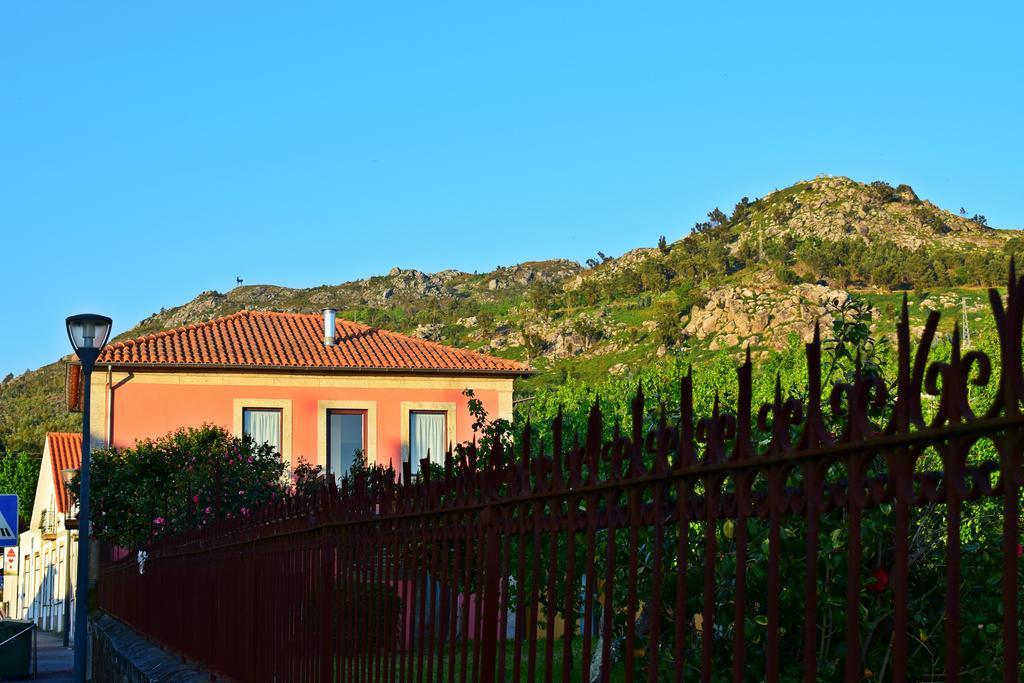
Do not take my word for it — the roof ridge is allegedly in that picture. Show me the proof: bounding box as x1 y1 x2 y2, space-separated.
107 309 253 351
98 309 530 373
354 319 529 369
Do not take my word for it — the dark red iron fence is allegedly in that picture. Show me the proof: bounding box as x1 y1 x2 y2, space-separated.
100 270 1024 682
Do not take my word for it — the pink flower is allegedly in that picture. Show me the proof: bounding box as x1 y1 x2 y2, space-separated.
192 495 199 503
204 507 212 515
153 517 165 525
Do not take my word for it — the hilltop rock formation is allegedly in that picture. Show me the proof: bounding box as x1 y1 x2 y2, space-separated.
684 282 850 350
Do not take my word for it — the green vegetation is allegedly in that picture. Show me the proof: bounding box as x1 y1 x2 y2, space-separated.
0 362 79 456
0 451 40 523
84 425 288 549
495 313 1018 681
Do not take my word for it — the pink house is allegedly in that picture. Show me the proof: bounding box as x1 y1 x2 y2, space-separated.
68 309 530 476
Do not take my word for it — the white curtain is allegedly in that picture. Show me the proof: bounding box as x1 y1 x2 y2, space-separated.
410 412 445 474
244 409 281 455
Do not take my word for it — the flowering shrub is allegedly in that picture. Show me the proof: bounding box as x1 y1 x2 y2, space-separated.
82 425 287 549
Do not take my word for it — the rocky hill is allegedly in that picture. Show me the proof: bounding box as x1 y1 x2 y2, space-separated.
2 175 1020 455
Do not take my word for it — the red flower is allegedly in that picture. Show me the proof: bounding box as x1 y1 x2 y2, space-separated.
868 567 889 593
1017 543 1023 559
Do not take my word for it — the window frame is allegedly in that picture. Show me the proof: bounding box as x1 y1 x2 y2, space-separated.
325 408 369 477
408 409 449 474
233 399 292 463
241 406 284 455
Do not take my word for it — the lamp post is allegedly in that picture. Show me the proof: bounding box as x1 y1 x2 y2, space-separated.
65 314 111 682
61 468 79 649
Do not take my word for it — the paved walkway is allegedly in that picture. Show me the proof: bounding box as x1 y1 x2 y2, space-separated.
30 629 73 681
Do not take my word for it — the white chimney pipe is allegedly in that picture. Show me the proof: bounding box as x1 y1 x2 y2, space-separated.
322 308 337 347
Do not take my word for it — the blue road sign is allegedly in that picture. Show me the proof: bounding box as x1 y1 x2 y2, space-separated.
0 495 18 547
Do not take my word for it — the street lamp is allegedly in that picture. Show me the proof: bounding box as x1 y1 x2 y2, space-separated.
65 314 111 682
60 468 78 649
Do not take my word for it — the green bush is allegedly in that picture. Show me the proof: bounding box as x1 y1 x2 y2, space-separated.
84 425 287 549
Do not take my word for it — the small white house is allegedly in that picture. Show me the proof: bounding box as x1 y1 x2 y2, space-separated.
4 433 81 640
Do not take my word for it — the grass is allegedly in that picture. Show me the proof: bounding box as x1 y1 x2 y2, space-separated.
336 639 632 683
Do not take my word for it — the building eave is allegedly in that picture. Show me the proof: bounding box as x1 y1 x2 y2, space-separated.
82 361 534 379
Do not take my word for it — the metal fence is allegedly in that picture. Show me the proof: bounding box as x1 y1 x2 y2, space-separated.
99 270 1024 682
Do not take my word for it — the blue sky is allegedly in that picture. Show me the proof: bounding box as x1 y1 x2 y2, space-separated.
1 2 1021 376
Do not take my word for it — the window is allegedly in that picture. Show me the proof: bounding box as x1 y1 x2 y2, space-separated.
409 411 447 475
242 408 283 455
327 410 367 477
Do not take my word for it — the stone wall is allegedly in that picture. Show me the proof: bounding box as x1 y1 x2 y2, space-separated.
91 613 216 682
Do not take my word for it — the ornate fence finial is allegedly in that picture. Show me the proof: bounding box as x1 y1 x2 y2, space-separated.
733 347 754 461
677 368 695 470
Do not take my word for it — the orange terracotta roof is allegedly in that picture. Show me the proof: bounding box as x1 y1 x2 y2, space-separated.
47 432 81 514
66 362 82 412
96 311 531 374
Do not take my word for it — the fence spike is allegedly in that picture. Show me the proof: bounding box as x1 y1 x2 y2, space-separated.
568 429 582 487
677 369 694 469
468 438 478 471
655 404 670 473
632 381 645 447
799 321 831 450
492 434 505 470
734 348 754 461
586 398 603 475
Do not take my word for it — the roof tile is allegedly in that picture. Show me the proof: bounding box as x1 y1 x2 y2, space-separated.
96 311 530 374
47 432 82 514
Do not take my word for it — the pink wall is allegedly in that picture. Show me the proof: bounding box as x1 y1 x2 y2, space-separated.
103 378 503 472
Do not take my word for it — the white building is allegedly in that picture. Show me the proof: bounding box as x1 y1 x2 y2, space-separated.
3 432 81 640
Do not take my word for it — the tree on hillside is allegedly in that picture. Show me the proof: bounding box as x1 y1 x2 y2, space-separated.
571 317 603 352
526 281 560 313
730 196 753 222
652 298 683 347
692 207 728 235
870 180 901 203
0 452 40 523
638 260 672 293
475 309 495 336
